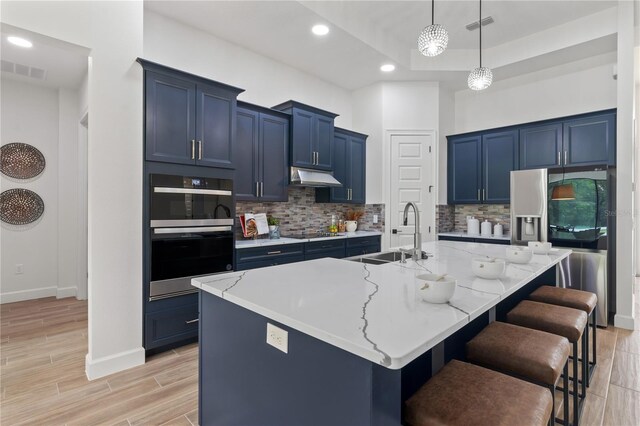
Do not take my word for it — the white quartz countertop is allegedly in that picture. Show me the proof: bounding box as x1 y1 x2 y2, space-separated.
235 230 382 249
438 231 511 241
193 240 570 370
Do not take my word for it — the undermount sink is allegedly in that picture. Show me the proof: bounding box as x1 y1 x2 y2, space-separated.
347 251 404 265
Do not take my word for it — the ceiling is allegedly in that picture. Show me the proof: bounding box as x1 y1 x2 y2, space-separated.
145 0 619 91
0 23 88 90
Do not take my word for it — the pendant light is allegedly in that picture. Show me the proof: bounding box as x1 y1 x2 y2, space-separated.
417 0 448 57
468 0 493 90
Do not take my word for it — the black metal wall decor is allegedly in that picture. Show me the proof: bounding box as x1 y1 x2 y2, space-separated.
0 188 45 225
1 143 46 179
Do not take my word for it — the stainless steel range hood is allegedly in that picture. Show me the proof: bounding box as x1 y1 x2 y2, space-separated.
290 167 342 187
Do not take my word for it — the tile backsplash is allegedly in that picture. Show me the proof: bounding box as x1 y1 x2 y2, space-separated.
437 204 510 233
235 187 384 239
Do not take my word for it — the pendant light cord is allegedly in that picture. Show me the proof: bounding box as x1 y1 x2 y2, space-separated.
431 0 435 25
479 0 482 67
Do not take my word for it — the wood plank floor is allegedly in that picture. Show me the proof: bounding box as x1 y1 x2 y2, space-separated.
1 284 639 425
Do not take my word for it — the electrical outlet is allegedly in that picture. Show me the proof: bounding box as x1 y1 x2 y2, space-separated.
15 264 23 275
373 214 379 224
266 323 288 353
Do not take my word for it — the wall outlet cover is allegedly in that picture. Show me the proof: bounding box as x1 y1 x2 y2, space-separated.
266 323 288 353
373 214 379 224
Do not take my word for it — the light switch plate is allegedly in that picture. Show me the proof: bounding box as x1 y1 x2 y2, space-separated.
266 323 288 353
373 214 379 224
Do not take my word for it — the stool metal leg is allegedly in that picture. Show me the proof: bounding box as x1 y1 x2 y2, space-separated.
584 315 590 388
572 342 579 426
592 305 597 371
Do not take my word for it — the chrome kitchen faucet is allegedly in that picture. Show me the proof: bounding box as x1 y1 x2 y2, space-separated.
401 202 422 261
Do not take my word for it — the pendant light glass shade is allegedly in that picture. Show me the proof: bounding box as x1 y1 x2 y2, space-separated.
418 24 448 57
417 0 448 57
551 183 576 201
468 66 493 90
468 0 492 90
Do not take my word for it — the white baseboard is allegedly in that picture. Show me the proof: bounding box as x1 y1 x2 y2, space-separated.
85 347 145 380
614 314 636 330
0 286 57 304
56 286 78 299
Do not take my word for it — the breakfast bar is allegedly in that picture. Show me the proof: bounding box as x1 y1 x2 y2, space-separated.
192 240 571 425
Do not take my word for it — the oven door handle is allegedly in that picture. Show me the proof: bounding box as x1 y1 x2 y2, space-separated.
154 226 232 234
154 187 232 196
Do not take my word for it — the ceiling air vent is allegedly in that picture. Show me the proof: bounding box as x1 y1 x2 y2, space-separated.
0 59 47 80
465 16 494 31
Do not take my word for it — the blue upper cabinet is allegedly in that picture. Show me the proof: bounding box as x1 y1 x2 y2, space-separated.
482 130 518 204
563 112 616 167
316 128 367 204
138 59 244 168
272 100 338 171
236 102 289 202
519 123 562 169
448 135 481 204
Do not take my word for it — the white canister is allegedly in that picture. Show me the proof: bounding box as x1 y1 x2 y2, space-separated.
481 220 492 237
493 223 503 237
467 217 480 235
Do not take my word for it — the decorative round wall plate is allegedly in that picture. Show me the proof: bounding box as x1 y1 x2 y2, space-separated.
0 188 45 225
1 143 46 179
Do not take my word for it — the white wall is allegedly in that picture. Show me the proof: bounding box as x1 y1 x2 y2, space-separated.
143 11 353 128
1 79 60 302
454 58 617 133
2 0 145 378
438 88 455 205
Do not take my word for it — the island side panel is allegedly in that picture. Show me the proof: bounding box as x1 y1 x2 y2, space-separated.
199 291 401 426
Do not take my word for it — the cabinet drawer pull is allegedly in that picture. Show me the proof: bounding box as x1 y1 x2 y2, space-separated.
198 140 202 160
267 250 282 255
185 318 199 324
191 140 195 160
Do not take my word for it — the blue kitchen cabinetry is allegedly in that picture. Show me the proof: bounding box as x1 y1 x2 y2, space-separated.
139 58 244 168
344 236 382 257
272 100 338 171
438 235 510 245
304 239 346 261
448 130 517 205
519 110 616 169
236 244 305 271
236 102 289 202
144 293 198 351
316 128 367 204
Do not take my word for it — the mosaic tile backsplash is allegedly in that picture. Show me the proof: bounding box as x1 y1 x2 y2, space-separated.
235 187 385 240
436 204 511 233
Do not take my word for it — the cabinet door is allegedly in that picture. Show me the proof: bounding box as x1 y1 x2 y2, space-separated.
145 71 196 165
482 130 518 204
290 108 315 168
315 115 334 170
259 113 289 202
196 83 235 168
329 132 349 202
519 123 562 169
448 136 481 204
563 113 615 167
348 136 366 204
235 107 260 201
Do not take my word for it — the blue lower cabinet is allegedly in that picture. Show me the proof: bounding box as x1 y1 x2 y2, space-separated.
438 235 510 245
237 255 305 271
345 236 381 257
236 243 305 271
304 239 346 260
145 302 199 350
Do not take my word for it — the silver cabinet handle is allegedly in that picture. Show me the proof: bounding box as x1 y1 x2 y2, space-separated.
198 140 202 160
557 151 561 165
260 182 264 197
349 188 352 200
482 189 485 201
185 318 199 324
191 140 195 159
256 182 259 197
316 152 320 165
564 150 568 166
477 189 481 200
267 250 282 255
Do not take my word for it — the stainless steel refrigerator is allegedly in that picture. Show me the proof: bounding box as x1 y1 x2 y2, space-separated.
511 167 613 326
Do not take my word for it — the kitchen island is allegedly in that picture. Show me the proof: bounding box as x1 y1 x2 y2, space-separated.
193 240 571 425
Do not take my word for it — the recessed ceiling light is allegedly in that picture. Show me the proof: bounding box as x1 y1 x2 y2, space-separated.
7 36 33 48
311 24 329 36
380 64 396 72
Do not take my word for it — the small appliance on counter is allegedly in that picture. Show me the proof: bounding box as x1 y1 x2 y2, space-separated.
467 216 480 235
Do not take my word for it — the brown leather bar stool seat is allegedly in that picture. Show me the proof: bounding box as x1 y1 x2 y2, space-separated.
466 322 571 425
530 286 598 386
507 300 588 426
405 360 553 426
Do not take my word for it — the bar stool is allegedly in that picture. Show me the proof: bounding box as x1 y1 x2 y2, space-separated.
404 360 553 426
529 285 597 386
507 300 588 426
466 321 571 425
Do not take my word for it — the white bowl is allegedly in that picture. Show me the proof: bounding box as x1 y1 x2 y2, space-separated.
505 246 533 264
528 241 552 254
471 258 505 279
416 274 456 304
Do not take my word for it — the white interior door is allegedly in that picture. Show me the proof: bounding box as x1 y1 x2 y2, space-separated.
389 132 435 248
